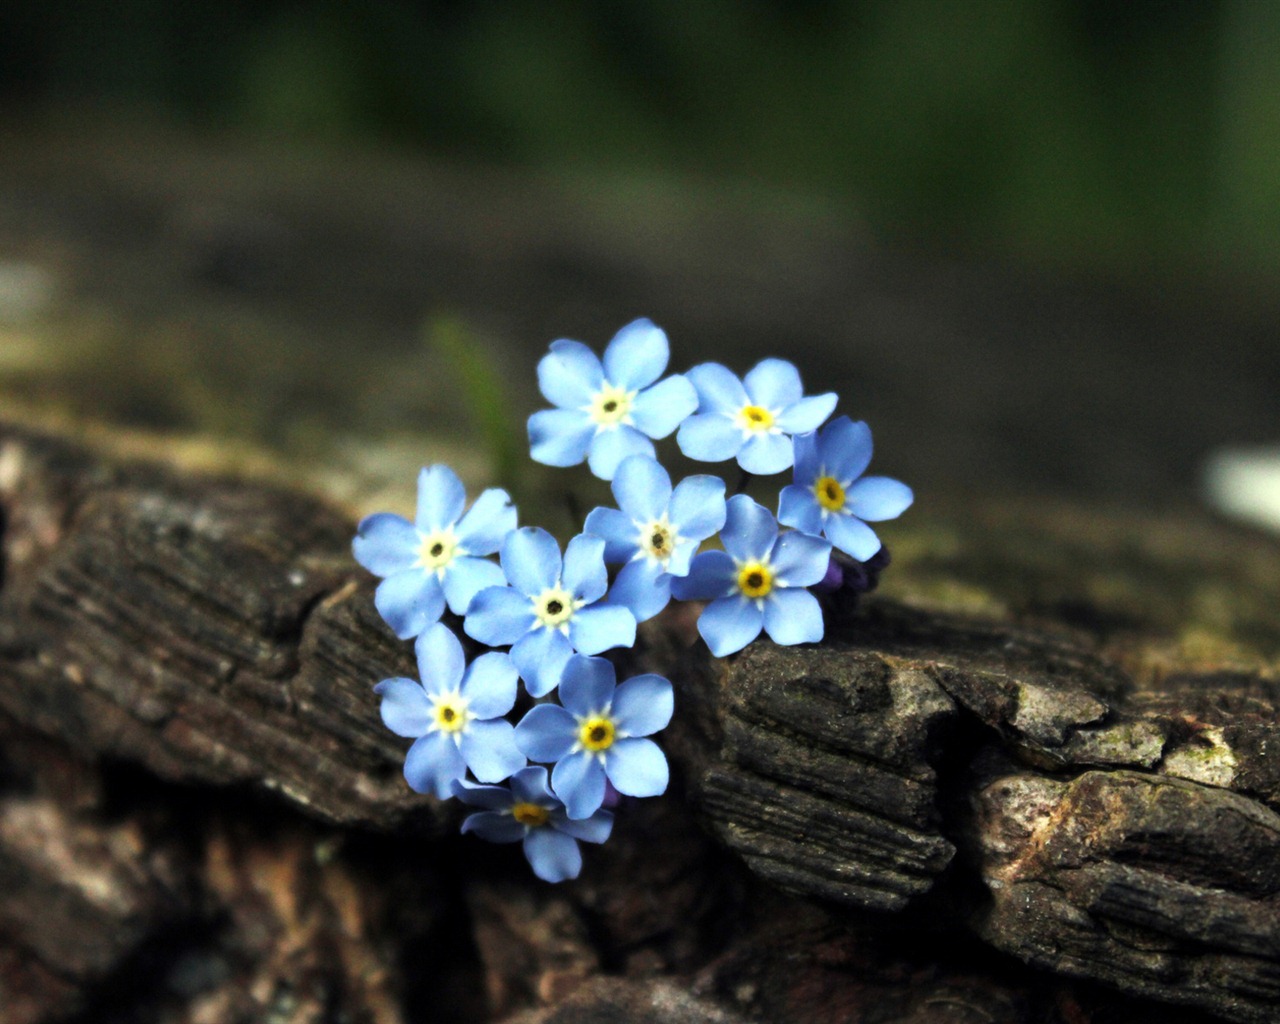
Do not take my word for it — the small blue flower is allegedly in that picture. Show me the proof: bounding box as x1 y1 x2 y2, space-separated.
676 359 837 475
454 766 614 883
514 656 672 820
527 319 699 481
778 417 913 560
374 623 526 799
670 494 832 656
464 528 637 697
353 465 516 639
582 455 727 622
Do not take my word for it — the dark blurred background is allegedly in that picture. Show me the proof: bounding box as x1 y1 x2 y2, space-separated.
0 0 1277 518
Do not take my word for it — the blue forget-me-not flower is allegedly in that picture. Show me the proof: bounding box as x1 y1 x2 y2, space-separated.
515 655 672 820
353 465 515 639
671 494 832 656
676 359 837 475
527 319 698 480
454 766 614 883
464 527 637 698
583 454 727 622
778 416 913 561
374 622 526 799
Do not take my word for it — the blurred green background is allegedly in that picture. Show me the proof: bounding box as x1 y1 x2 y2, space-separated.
3 0 1277 277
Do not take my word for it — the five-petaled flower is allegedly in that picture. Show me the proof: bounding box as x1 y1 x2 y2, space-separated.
515 655 672 820
583 455 727 622
671 494 832 656
676 359 837 475
374 623 526 799
778 416 913 560
353 465 515 639
454 766 614 883
527 319 698 480
464 527 637 697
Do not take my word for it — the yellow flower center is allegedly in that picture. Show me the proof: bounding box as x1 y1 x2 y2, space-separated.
533 586 578 630
814 475 846 513
736 561 774 599
417 529 460 571
639 517 679 564
578 716 616 753
735 404 775 434
511 802 551 827
432 694 469 734
588 382 636 429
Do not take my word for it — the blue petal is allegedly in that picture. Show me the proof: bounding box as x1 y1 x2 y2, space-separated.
453 779 515 811
460 651 518 718
352 513 418 576
568 604 636 656
413 622 466 695
698 596 764 656
824 514 883 561
415 466 466 532
666 538 699 579
612 674 674 737
743 358 802 408
762 587 825 647
510 627 573 698
501 527 563 597
738 432 793 475
461 809 525 843
403 732 466 799
529 409 594 468
515 704 578 762
558 655 616 716
818 417 873 483
460 719 526 784
373 677 434 738
586 426 655 481
552 808 613 844
508 765 556 805
552 753 608 819
846 476 914 521
582 506 639 564
538 339 603 409
791 429 820 485
630 375 698 439
562 533 608 603
669 550 736 600
602 318 669 390
606 559 671 622
442 556 507 616
610 455 671 523
604 738 669 798
668 474 727 541
523 828 582 883
455 487 517 555
686 362 747 414
721 495 777 563
676 412 742 463
777 484 823 535
775 393 837 435
770 531 833 588
375 571 445 640
464 585 535 646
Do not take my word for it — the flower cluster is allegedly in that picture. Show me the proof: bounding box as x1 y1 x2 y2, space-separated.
354 318 911 881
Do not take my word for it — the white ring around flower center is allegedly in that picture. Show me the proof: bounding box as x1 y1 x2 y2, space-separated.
416 528 462 573
733 403 779 436
587 382 637 431
636 515 680 565
429 691 471 735
533 585 580 631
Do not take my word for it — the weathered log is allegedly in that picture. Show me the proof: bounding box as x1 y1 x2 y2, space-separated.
2 419 1279 1023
